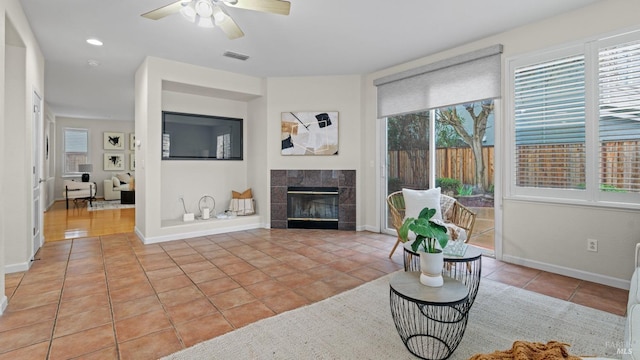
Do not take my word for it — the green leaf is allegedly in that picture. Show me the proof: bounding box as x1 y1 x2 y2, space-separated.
418 207 436 220
398 217 413 242
411 235 426 252
402 207 449 253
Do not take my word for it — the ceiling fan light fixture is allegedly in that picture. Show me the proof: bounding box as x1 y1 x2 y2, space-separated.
180 2 197 22
196 16 215 28
195 0 214 17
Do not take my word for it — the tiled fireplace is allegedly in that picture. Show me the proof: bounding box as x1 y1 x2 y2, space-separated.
270 170 356 230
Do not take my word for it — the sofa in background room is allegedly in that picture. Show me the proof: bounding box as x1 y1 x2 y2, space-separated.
104 173 134 201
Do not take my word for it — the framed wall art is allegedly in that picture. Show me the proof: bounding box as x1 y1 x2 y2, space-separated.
130 153 135 171
130 133 136 150
104 153 125 171
104 132 125 150
281 111 338 155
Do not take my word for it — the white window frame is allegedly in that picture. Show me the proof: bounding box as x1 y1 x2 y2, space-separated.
505 30 640 209
63 127 89 177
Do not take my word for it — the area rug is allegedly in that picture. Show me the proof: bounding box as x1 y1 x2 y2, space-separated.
86 200 134 211
163 273 625 360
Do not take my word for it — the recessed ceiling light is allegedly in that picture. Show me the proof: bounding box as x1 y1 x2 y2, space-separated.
86 38 103 46
87 59 100 67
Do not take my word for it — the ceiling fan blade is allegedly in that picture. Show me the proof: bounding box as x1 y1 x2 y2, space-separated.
225 0 290 15
141 1 185 20
217 14 245 39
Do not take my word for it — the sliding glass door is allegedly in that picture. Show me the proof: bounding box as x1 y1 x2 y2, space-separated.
383 100 495 249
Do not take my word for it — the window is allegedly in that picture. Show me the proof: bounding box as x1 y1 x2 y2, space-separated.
513 53 586 191
385 100 496 230
216 133 231 159
63 128 88 175
598 40 640 194
508 31 640 206
377 46 502 233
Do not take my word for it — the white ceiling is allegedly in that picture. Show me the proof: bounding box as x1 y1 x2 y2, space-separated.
18 0 601 121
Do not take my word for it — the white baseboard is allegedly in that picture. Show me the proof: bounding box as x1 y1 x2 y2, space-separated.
0 295 7 315
138 222 264 245
362 224 378 232
501 254 630 290
136 222 370 244
5 261 30 274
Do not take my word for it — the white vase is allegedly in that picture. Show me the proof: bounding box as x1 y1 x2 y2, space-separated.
419 250 444 287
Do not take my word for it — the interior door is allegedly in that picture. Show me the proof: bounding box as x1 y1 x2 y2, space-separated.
32 91 43 256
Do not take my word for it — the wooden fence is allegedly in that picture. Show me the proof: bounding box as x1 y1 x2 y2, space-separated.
387 146 494 189
389 141 640 191
516 144 584 188
517 141 640 190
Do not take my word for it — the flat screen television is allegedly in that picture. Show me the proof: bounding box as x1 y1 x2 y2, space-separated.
162 111 243 160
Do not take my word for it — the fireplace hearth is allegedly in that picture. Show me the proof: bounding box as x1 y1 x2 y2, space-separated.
287 187 339 229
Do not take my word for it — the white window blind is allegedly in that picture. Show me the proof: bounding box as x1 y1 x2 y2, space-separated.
599 40 640 193
64 128 88 174
374 45 503 118
513 55 586 190
508 29 640 207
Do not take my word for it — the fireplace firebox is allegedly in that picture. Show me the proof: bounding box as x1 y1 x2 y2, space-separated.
287 186 339 229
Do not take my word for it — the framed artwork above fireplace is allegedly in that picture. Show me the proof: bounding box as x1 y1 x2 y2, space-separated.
281 111 338 156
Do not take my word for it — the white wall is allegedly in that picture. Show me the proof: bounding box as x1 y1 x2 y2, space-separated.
247 88 268 220
4 43 28 271
160 91 248 220
135 57 263 243
0 10 6 314
1 0 45 313
54 117 134 199
134 61 149 240
264 76 364 227
363 0 640 287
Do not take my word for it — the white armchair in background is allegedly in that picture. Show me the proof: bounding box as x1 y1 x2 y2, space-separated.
63 180 96 209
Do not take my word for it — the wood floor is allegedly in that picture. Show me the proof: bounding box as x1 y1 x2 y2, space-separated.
0 200 625 359
44 200 135 242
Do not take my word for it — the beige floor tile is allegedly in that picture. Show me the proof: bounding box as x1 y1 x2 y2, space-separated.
0 205 620 360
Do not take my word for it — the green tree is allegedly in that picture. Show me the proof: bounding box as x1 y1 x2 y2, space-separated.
437 100 493 191
435 121 466 147
387 112 429 187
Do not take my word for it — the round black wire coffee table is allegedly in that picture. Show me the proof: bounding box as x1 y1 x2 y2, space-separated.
389 272 470 360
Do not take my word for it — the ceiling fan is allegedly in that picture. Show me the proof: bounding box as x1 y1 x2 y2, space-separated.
141 0 291 40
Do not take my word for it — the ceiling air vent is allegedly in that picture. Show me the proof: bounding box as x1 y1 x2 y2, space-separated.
223 51 249 61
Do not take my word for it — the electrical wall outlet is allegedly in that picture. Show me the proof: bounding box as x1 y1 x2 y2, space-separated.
587 239 598 252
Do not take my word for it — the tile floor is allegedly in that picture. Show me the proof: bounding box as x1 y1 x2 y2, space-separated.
1 229 629 359
467 207 495 250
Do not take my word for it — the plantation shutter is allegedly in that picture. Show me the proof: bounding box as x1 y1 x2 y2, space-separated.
374 45 503 118
598 40 640 193
513 55 586 190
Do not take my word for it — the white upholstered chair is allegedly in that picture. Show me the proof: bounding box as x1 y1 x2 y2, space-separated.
63 180 96 209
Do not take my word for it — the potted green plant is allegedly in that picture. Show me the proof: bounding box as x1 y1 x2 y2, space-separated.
398 207 449 287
